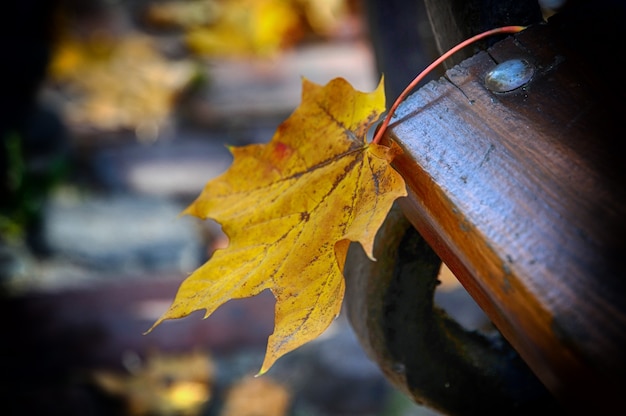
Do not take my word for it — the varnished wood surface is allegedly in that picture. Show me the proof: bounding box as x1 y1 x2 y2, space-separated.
385 19 626 412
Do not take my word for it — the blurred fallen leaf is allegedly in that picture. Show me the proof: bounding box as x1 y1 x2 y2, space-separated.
184 0 302 57
220 376 290 416
144 0 351 57
92 350 214 416
49 34 197 137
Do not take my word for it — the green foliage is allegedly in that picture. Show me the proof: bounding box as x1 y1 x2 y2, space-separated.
0 133 68 240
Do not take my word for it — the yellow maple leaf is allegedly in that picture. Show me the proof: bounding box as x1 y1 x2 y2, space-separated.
149 77 406 374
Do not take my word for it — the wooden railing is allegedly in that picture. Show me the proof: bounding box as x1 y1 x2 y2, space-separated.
347 11 626 415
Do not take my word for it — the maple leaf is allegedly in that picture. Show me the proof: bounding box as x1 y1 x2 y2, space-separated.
149 77 407 374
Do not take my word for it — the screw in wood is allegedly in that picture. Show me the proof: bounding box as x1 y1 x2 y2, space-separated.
484 59 535 93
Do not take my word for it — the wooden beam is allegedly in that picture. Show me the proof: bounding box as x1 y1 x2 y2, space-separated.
385 19 626 412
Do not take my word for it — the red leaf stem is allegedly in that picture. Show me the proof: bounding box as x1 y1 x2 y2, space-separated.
372 25 526 145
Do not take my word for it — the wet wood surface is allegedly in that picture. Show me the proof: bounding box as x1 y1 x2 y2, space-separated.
384 18 626 412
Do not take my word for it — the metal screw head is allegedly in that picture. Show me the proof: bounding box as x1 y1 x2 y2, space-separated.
485 59 535 93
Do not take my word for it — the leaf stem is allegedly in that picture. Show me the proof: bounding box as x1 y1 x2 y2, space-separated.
371 25 526 145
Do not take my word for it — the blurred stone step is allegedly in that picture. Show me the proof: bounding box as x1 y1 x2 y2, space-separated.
90 136 233 198
43 192 205 277
187 41 378 126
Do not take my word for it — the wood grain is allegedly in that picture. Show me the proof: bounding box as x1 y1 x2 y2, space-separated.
385 20 626 412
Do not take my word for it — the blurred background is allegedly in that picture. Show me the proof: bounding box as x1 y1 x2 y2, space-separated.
0 0 442 414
